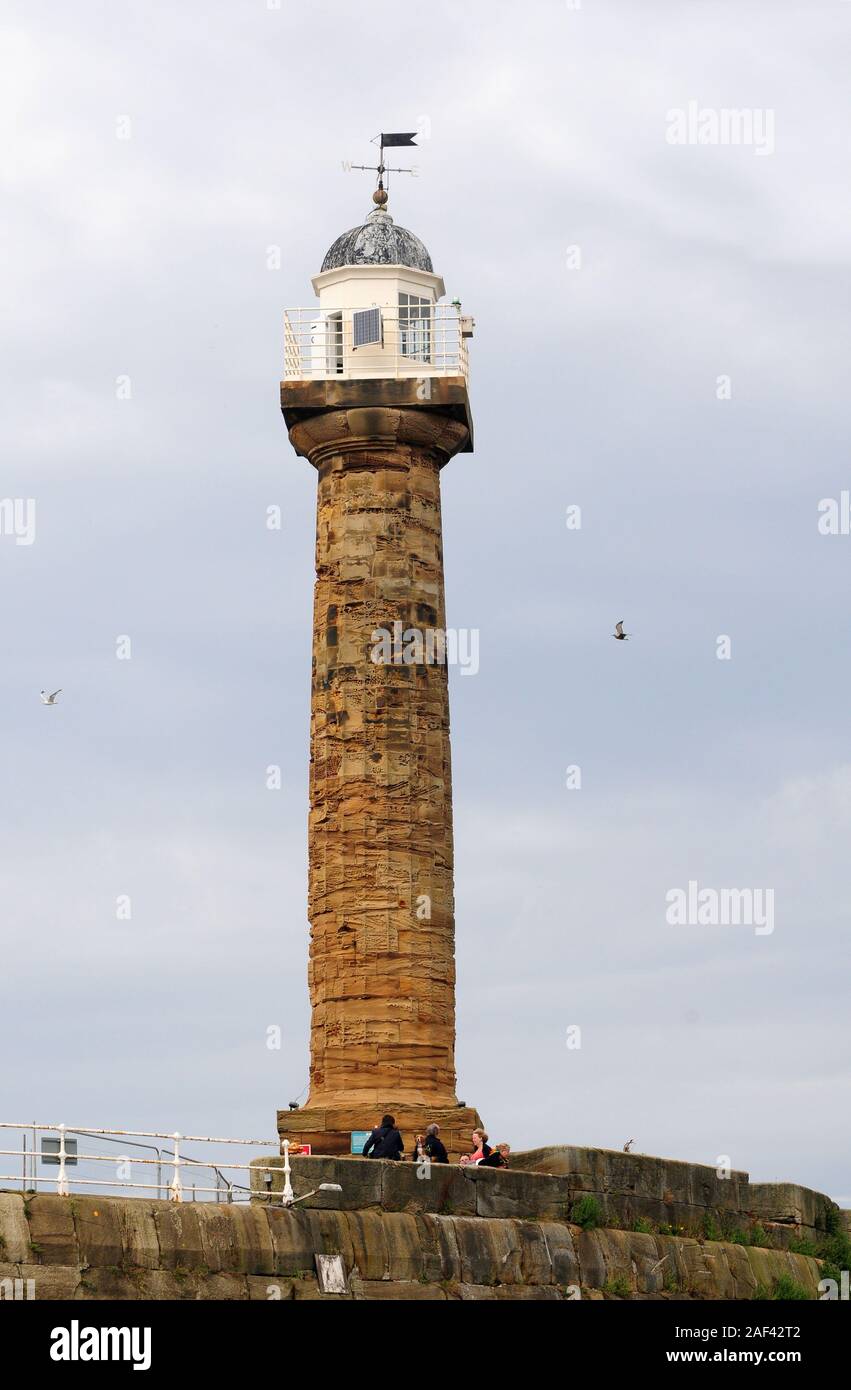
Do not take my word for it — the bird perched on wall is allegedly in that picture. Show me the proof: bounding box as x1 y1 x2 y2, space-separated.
40 689 62 705
623 1138 635 1152
613 621 629 641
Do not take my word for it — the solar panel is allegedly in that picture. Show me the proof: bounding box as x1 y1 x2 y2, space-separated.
353 307 382 348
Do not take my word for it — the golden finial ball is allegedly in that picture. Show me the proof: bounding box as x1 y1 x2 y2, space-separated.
372 188 388 207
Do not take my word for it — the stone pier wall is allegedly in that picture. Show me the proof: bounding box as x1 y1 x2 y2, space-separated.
0 1187 825 1302
510 1146 840 1247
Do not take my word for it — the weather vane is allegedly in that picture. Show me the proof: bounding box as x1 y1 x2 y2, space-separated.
348 132 419 207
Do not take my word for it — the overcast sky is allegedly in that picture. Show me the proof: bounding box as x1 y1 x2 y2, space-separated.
2 0 849 1204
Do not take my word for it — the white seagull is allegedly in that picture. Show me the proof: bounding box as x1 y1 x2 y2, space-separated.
40 689 62 705
613 620 630 641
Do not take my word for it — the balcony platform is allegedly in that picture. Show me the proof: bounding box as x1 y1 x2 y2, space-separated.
279 374 474 453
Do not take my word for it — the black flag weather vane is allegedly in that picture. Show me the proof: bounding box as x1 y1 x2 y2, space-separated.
349 132 419 205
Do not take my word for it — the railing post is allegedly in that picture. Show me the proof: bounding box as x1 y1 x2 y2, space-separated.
169 1132 183 1202
281 1139 294 1207
56 1124 70 1197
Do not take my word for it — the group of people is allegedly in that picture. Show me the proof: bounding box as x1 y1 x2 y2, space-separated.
362 1115 511 1169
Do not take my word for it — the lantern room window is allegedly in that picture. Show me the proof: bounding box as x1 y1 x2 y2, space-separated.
399 292 431 363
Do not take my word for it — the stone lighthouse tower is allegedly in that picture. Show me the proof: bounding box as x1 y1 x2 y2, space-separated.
278 171 482 1159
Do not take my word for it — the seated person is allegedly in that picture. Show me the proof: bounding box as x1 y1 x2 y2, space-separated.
478 1142 511 1168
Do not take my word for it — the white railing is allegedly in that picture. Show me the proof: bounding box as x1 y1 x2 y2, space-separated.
0 1121 298 1205
283 304 470 383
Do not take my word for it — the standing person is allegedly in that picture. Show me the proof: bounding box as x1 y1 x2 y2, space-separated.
459 1129 491 1166
479 1143 511 1168
423 1122 449 1164
362 1114 404 1160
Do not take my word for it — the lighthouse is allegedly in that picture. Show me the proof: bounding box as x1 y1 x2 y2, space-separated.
278 152 482 1159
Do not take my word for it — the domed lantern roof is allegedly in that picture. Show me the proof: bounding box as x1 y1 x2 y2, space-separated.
321 207 433 273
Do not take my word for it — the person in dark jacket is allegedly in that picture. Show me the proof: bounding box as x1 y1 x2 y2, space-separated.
423 1122 449 1164
479 1142 510 1168
362 1114 404 1160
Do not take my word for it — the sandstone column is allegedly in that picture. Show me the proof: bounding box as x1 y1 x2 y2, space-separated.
278 379 482 1158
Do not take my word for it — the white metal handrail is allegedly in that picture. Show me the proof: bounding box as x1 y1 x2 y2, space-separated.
0 1121 285 1205
283 304 470 383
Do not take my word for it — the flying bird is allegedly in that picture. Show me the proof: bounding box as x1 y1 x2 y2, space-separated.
40 689 62 705
613 621 629 641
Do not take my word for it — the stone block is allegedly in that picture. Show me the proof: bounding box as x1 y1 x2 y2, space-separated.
25 1195 78 1265
15 1263 81 1299
748 1182 837 1234
539 1221 580 1287
723 1241 757 1298
352 1278 447 1300
451 1216 502 1286
381 1212 424 1281
72 1196 124 1268
0 1193 30 1263
418 1213 462 1283
345 1209 390 1280
247 1275 296 1301
469 1166 569 1222
517 1222 554 1284
380 1159 476 1215
115 1198 160 1270
265 1208 315 1277
151 1202 205 1270
306 1209 354 1268
575 1228 606 1288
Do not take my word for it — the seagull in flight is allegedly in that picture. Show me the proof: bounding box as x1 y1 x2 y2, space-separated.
40 689 62 705
613 621 629 641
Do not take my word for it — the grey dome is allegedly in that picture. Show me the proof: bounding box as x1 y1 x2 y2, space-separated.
321 208 433 273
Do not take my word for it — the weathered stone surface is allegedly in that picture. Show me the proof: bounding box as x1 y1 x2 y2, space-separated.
418 1213 462 1283
5 1190 831 1300
293 1277 350 1300
306 1209 354 1269
26 1194 78 1265
345 1209 390 1280
596 1229 638 1291
517 1222 555 1285
0 1193 30 1263
151 1202 205 1270
352 1278 447 1300
278 392 480 1155
115 1197 160 1270
748 1182 838 1236
265 1208 315 1277
468 1166 568 1222
576 1229 607 1289
14 1263 81 1299
247 1275 296 1301
194 1202 275 1275
380 1212 424 1281
379 1158 477 1215
511 1146 750 1234
251 1153 384 1208
72 1196 123 1269
539 1221 580 1287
